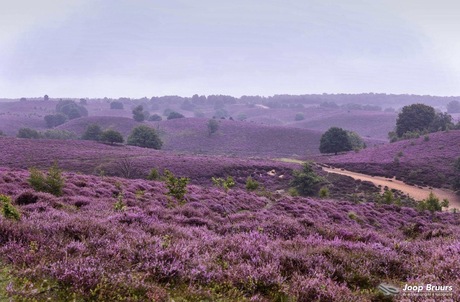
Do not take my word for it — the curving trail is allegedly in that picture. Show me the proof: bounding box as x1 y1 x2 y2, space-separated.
322 166 460 210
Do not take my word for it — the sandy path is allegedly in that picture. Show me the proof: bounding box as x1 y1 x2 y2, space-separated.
323 166 460 210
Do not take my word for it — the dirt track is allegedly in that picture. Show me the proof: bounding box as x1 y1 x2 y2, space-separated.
323 166 460 210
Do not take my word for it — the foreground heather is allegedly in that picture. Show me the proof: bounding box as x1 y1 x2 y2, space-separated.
1 168 459 301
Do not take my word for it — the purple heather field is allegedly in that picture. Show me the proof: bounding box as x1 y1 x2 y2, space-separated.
0 96 460 301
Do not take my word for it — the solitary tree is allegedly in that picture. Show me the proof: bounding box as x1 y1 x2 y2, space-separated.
127 125 163 149
319 127 352 155
101 129 124 145
207 119 219 136
167 111 184 120
395 104 436 137
132 105 145 122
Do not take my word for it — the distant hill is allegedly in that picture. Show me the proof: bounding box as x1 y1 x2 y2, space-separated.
322 130 460 188
57 116 141 137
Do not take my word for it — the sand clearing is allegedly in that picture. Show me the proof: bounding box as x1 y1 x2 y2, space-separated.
323 166 460 210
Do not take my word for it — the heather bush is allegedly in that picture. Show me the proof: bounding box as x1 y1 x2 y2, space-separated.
28 162 64 196
245 176 259 191
0 194 21 220
164 169 189 204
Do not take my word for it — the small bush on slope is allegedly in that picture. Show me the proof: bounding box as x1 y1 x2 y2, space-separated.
164 169 189 204
28 162 64 196
0 195 20 220
290 162 324 196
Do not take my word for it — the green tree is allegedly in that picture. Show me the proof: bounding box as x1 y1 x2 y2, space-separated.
346 131 366 150
167 111 185 120
110 101 124 109
44 113 67 128
207 119 219 136
127 125 163 149
101 129 124 145
17 128 40 139
56 100 88 120
148 114 162 121
82 124 103 141
164 169 189 204
429 112 454 132
132 105 145 122
28 162 64 196
290 162 324 196
447 100 460 113
395 104 436 137
319 127 352 155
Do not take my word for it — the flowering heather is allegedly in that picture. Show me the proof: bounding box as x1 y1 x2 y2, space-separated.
0 167 459 300
322 130 460 188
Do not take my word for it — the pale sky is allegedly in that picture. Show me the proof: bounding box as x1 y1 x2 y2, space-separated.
0 0 459 98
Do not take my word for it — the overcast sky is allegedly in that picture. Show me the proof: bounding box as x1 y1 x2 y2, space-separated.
0 0 459 98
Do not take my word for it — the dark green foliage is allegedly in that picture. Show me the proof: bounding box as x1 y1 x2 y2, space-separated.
429 112 454 132
44 94 49 101
110 101 124 109
245 176 259 191
164 169 189 204
163 108 173 117
82 124 103 141
28 162 64 196
42 129 77 140
207 119 219 136
417 192 449 212
0 195 21 220
127 125 163 149
319 187 330 198
395 104 436 137
17 128 40 139
294 113 304 121
447 100 460 113
56 100 88 120
319 127 352 155
347 131 366 150
44 113 67 128
214 109 228 119
180 99 195 111
101 129 124 145
132 105 146 122
290 162 324 196
148 114 162 121
146 168 160 180
167 111 185 120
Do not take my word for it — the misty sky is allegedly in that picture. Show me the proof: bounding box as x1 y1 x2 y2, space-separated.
0 0 459 98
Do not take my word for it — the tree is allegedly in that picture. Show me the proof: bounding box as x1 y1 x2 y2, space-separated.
56 100 88 120
454 157 460 192
148 114 162 121
167 111 184 120
319 127 352 155
295 113 305 121
429 112 454 132
101 129 124 145
395 104 436 137
44 113 67 128
447 100 460 113
346 131 366 150
290 162 324 196
17 128 40 139
110 101 124 109
132 105 145 122
44 95 49 101
127 125 163 149
207 119 219 136
82 124 103 141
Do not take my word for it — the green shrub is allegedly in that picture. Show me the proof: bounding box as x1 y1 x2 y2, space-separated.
212 176 235 192
147 168 160 180
164 170 189 204
290 162 324 196
28 162 64 196
0 195 21 220
319 187 330 198
114 193 126 211
101 129 124 145
417 192 449 212
127 125 162 149
245 176 259 191
17 128 40 139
